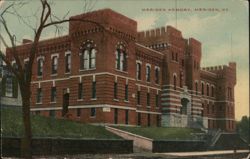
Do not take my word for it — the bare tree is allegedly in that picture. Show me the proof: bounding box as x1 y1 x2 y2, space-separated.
0 0 109 158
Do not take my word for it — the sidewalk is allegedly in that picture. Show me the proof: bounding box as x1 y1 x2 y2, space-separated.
159 149 250 157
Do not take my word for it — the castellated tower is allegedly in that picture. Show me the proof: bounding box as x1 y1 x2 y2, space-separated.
201 62 236 131
137 26 204 128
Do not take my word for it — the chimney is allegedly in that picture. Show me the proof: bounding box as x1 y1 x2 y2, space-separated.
22 39 32 44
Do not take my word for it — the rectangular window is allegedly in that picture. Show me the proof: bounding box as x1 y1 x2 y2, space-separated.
137 113 141 126
77 108 81 117
207 104 210 114
65 53 71 73
155 68 159 84
51 56 58 74
157 115 160 127
146 66 151 82
114 82 118 99
125 110 129 125
147 114 151 126
51 87 56 102
201 83 204 95
92 81 96 99
125 84 128 101
211 86 214 97
78 83 83 99
207 85 209 96
37 59 43 76
36 88 42 103
136 63 141 80
114 108 118 124
90 49 96 68
137 91 140 105
84 50 89 69
155 94 159 107
147 92 150 106
115 51 120 70
90 108 96 117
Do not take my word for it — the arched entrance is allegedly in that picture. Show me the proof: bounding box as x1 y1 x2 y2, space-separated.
181 98 189 115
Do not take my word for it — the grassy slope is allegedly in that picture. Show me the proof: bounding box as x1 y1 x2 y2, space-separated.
1 108 120 139
114 126 203 140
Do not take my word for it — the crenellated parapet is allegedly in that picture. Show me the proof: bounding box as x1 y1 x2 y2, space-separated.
69 9 137 41
201 62 236 73
201 62 236 85
137 25 186 50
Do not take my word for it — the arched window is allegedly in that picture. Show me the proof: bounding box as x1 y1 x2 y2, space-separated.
211 86 214 97
195 82 198 95
115 44 127 71
136 63 141 80
201 83 204 95
207 84 209 96
37 58 43 76
173 75 177 90
80 41 97 70
155 67 159 84
146 65 151 82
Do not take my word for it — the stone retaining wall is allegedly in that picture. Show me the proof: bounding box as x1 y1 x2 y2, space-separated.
2 137 133 157
152 140 206 152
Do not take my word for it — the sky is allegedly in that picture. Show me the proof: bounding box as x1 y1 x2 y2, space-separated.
0 0 249 120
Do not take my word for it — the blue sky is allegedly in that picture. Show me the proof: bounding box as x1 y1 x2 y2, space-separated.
0 0 249 120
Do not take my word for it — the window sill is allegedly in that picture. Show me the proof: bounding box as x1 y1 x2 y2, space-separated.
50 102 56 104
77 99 83 101
171 60 179 64
146 81 151 84
115 69 128 74
136 105 142 107
90 116 96 118
65 72 71 75
124 100 129 103
146 106 151 108
113 99 119 102
37 76 43 79
51 74 58 77
136 79 142 81
79 68 96 72
36 103 42 105
91 98 97 101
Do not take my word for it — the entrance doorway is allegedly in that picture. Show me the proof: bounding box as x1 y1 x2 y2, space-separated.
181 98 189 114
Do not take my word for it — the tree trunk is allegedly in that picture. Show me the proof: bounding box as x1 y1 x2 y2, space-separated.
21 85 32 159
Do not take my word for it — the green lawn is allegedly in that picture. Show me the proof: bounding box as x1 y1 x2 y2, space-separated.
1 108 120 139
113 126 203 140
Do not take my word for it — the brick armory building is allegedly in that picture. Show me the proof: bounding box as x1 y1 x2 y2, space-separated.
6 9 236 131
